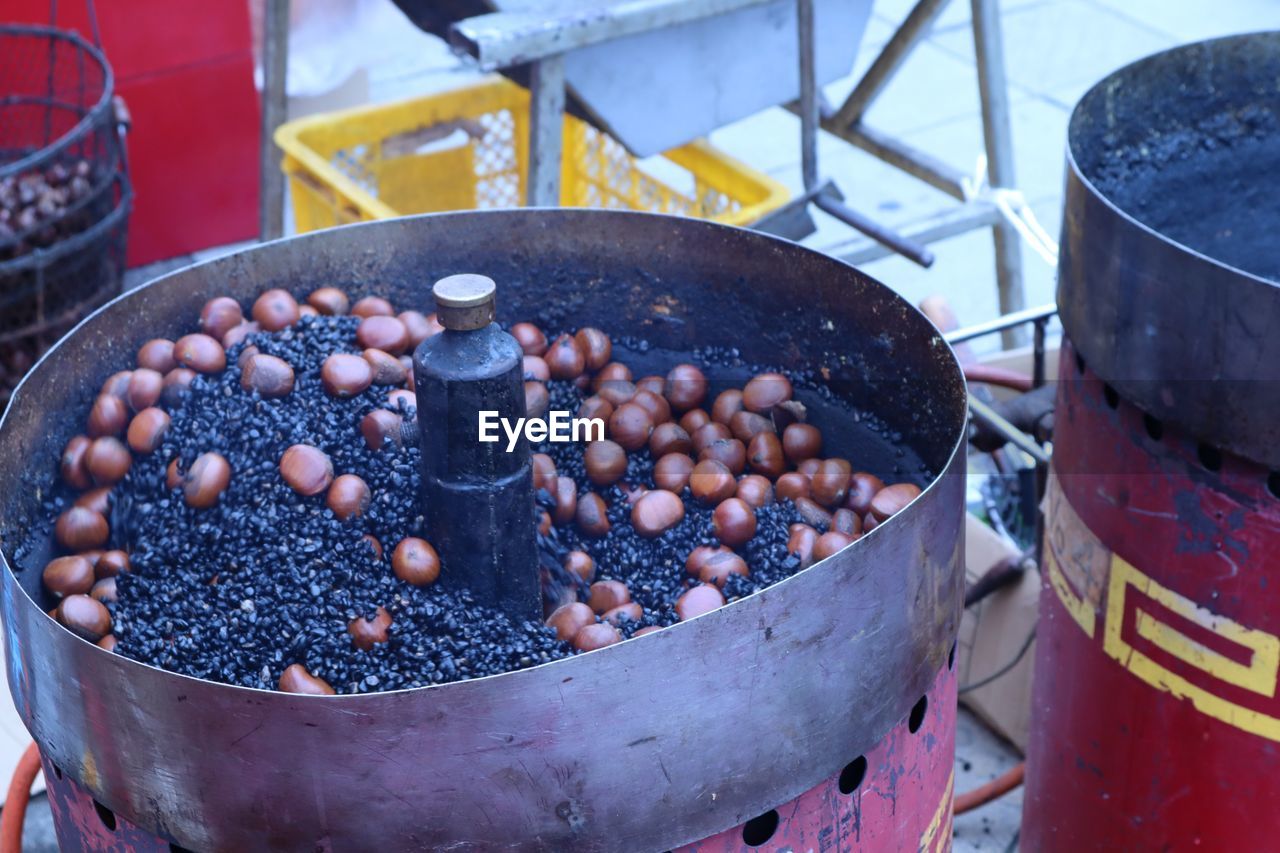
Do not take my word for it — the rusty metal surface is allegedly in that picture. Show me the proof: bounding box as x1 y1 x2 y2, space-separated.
1023 341 1280 849
0 210 967 851
37 663 957 852
1057 32 1280 469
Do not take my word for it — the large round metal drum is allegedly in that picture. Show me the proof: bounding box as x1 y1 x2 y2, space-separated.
1025 34 1280 850
0 210 967 851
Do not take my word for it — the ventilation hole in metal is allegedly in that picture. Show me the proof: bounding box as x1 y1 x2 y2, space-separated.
1103 383 1119 409
1268 471 1280 500
1143 413 1163 442
52 763 62 780
1197 443 1222 472
838 756 868 795
1074 350 1086 375
741 809 780 847
908 695 928 733
93 799 117 831
169 845 195 853
948 641 957 670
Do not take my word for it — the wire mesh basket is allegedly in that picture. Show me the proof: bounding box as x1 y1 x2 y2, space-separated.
0 19 130 408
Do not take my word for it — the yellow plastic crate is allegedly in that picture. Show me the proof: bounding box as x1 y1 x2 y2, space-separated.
274 77 788 233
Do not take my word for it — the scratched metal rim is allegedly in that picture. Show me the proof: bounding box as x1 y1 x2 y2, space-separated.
1057 31 1280 468
0 209 967 850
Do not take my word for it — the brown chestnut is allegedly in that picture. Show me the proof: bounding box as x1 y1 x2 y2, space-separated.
676 584 725 621
299 303 319 318
90 577 118 603
711 389 744 424
573 622 622 652
200 296 244 340
565 550 595 583
631 489 685 538
730 411 775 444
352 296 394 318
633 626 664 638
174 334 227 374
348 606 392 650
523 355 551 382
608 402 653 452
321 353 373 397
87 393 128 437
42 555 95 597
241 353 296 397
578 395 614 424
307 286 350 315
742 372 793 413
794 496 833 529
392 537 440 586
632 390 672 426
654 452 695 493
814 530 856 561
252 288 300 331
97 635 118 652
221 321 258 349
327 474 371 521
575 492 611 538
161 368 197 408
783 423 823 464
797 458 822 478
664 364 708 412
510 322 547 356
545 334 586 380
522 381 548 418
700 550 749 587
552 476 578 526
56 594 111 641
775 471 812 502
679 408 711 433
280 444 333 496
95 550 130 578
278 663 335 695
387 389 416 411
592 361 631 391
399 310 440 346
692 421 732 452
747 432 785 479
811 458 852 508
832 508 863 537
547 602 594 641
74 487 112 515
846 472 886 515
357 315 410 354
185 452 232 508
602 602 644 626
869 482 922 521
100 371 132 399
690 459 736 505
736 474 774 508
699 438 747 475
712 497 756 546
531 453 557 493
136 338 176 373
360 409 403 451
61 435 93 489
588 580 631 614
636 376 665 396
86 436 131 485
362 534 384 560
584 440 628 486
126 408 170 454
597 379 637 407
574 327 611 371
786 523 818 568
126 368 164 412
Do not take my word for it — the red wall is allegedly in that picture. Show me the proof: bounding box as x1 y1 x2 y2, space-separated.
10 3 261 266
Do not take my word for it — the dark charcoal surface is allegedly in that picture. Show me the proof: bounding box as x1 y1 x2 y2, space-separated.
56 316 889 694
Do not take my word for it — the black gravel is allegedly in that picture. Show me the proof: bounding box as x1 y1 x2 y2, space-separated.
50 316 850 694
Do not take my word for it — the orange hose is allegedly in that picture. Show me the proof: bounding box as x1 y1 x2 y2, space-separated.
0 743 42 853
954 761 1025 815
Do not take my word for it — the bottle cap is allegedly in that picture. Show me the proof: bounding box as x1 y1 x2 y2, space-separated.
433 274 496 331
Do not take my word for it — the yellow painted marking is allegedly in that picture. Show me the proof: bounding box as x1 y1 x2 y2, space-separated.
918 769 954 853
1104 556 1280 741
1046 549 1097 639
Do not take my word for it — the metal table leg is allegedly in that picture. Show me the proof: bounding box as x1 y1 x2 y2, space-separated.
260 0 290 241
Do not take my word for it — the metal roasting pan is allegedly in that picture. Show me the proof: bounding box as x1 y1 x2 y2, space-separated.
0 209 967 850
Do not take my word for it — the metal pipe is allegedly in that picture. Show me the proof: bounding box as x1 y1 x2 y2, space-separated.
527 54 566 207
815 194 935 267
796 0 819 192
944 303 1057 346
259 0 289 241
967 393 1050 465
832 201 1000 265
